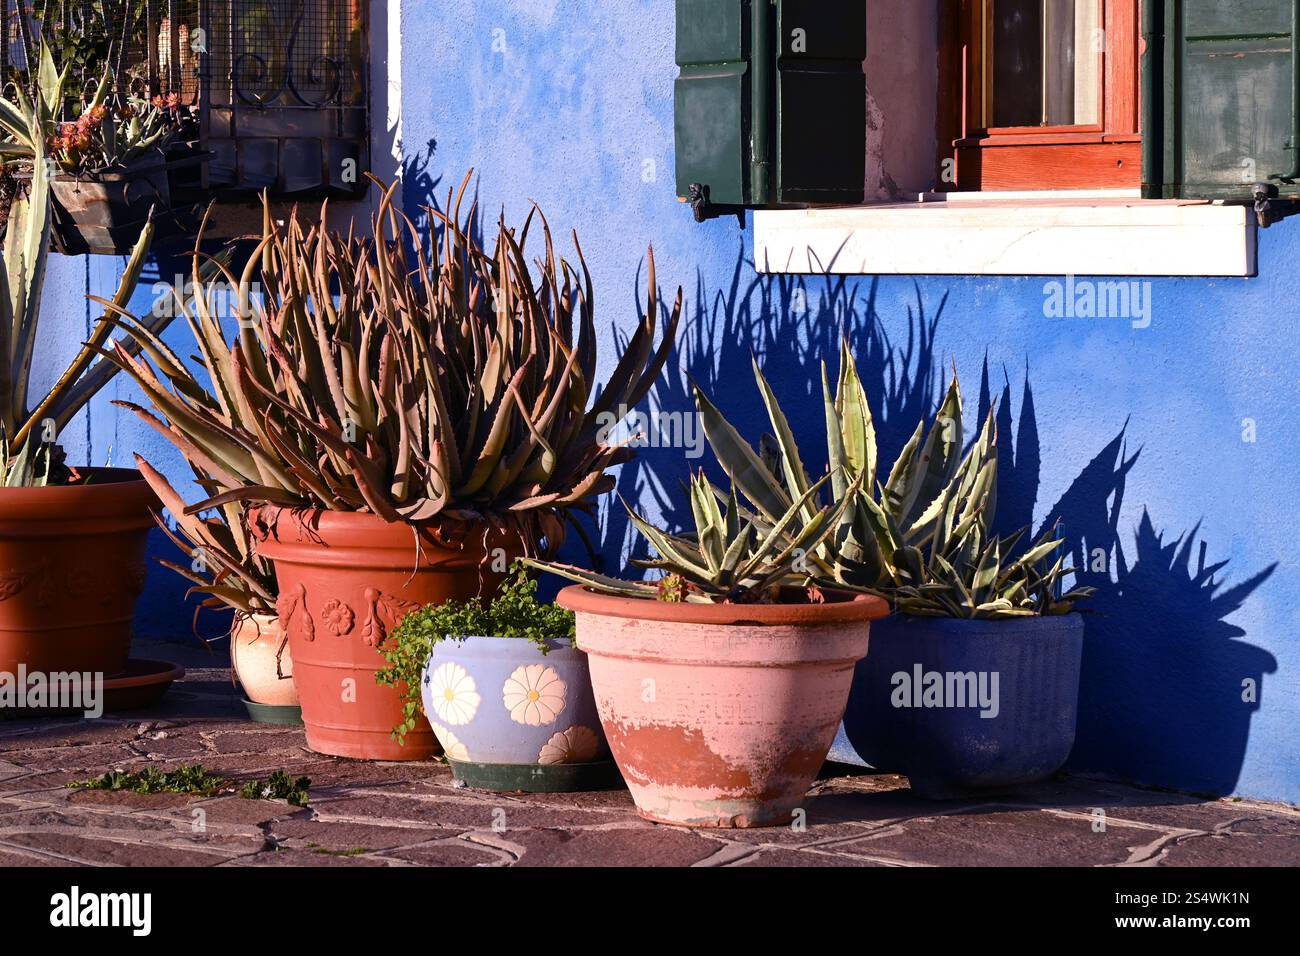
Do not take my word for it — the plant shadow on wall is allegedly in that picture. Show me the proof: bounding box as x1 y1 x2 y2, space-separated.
597 241 1274 800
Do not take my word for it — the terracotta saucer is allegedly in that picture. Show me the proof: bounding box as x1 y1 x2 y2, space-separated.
0 659 184 719
104 659 186 712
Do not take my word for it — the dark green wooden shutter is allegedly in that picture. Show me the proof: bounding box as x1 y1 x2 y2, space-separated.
1144 0 1300 200
675 0 865 215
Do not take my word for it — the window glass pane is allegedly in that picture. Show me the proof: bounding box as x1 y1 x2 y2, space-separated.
988 0 1100 127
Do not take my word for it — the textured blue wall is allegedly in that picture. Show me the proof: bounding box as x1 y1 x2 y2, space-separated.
392 0 1298 804
45 0 1293 803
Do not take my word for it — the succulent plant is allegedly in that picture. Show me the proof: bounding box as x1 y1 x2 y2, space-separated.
528 468 856 604
693 340 999 592
889 517 1094 618
693 342 1090 619
104 172 679 564
0 42 157 487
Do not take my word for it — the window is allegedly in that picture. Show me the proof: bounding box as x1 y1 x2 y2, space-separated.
942 0 1141 191
674 1 1287 277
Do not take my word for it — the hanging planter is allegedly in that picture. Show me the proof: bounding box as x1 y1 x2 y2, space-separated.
46 155 202 256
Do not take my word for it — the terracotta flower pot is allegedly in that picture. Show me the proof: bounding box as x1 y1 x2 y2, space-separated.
558 586 889 828
0 468 156 679
253 507 517 761
231 613 298 707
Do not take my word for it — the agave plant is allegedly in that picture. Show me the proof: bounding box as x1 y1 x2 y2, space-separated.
692 343 1090 619
0 43 156 488
889 516 1093 618
528 468 856 604
103 172 680 566
693 340 999 592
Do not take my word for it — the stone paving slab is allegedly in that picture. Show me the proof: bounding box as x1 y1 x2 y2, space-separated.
0 638 1295 868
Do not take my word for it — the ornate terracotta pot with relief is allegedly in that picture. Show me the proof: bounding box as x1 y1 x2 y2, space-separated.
0 468 155 679
252 506 516 761
557 585 889 828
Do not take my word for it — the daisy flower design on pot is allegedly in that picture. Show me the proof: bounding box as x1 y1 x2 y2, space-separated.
538 726 600 765
430 722 470 761
426 662 480 725
502 664 567 726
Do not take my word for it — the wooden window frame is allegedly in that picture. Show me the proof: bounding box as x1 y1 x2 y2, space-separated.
938 0 1142 191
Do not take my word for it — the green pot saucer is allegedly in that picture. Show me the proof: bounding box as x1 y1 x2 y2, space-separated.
242 699 303 725
448 758 624 794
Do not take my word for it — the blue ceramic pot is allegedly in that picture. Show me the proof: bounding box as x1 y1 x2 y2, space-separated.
420 636 618 792
842 613 1084 799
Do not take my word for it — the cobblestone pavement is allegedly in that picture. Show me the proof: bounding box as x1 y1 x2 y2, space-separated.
0 639 1296 867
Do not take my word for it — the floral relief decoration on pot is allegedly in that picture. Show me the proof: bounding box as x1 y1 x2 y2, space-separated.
538 726 600 765
0 570 32 602
320 598 356 636
425 661 480 725
275 582 315 642
503 664 567 726
360 587 419 647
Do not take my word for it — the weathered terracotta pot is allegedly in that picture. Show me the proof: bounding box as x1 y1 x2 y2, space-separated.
558 586 889 827
230 613 298 707
0 468 155 678
253 507 516 761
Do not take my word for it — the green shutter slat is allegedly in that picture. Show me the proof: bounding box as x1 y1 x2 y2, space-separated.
674 0 865 215
775 0 867 204
675 0 751 206
1146 0 1300 200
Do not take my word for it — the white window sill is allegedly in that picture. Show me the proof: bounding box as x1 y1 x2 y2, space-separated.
753 196 1256 278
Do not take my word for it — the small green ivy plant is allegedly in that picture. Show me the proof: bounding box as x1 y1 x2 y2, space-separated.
69 764 310 807
376 563 576 745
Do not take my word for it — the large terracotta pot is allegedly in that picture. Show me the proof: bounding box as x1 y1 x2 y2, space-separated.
0 468 155 678
558 586 889 828
231 613 298 707
253 507 516 761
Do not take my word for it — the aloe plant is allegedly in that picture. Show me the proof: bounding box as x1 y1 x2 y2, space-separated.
104 172 680 566
0 42 157 487
692 343 1090 619
528 468 856 604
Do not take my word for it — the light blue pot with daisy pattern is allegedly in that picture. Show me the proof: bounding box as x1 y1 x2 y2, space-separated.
420 635 621 792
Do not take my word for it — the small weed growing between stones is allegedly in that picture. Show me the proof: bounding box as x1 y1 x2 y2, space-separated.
69 764 310 806
240 770 311 807
306 842 368 857
69 765 226 797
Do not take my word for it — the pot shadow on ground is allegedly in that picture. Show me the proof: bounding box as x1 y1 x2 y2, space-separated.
580 241 1277 806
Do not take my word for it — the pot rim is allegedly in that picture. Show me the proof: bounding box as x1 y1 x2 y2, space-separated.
557 584 889 627
0 466 150 497
251 504 522 541
879 611 1086 633
427 634 581 660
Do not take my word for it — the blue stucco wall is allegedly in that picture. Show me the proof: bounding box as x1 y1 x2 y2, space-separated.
391 0 1298 804
41 0 1295 803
